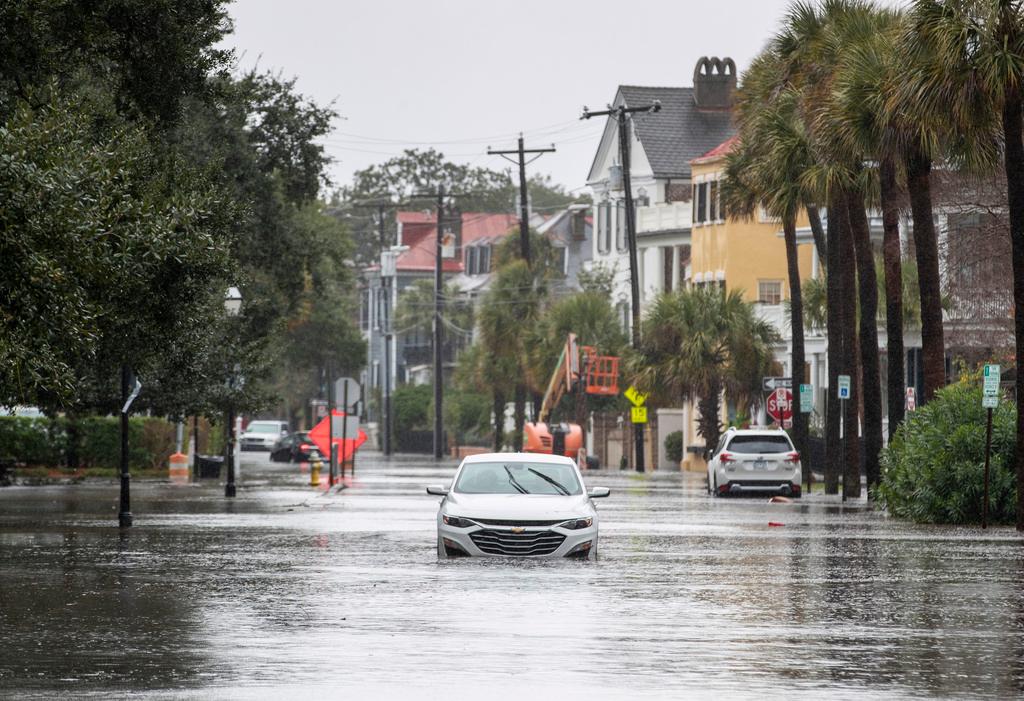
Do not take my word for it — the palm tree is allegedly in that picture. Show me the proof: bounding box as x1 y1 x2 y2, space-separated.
771 0 867 495
478 260 542 451
723 75 815 490
830 9 908 438
627 287 779 459
908 0 1024 529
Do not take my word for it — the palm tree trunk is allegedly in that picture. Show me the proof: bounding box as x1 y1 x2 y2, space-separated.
492 391 505 451
839 191 861 500
1000 84 1024 532
783 213 809 490
697 376 722 462
905 146 946 402
880 157 905 437
847 191 882 494
824 190 844 495
806 204 828 267
512 383 526 452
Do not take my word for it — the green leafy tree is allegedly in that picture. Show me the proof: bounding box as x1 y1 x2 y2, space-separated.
0 98 234 412
0 0 233 124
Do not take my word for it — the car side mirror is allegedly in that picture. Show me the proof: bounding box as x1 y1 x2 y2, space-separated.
588 487 610 498
426 485 449 496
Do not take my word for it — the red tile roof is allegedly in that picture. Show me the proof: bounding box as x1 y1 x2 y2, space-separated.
690 135 738 165
395 212 517 273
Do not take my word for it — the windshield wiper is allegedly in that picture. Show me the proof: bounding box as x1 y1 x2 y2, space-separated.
503 464 529 494
527 468 570 495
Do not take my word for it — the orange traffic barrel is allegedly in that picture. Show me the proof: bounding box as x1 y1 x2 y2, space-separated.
168 452 189 484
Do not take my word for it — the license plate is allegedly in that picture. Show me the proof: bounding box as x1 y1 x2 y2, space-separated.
753 458 767 470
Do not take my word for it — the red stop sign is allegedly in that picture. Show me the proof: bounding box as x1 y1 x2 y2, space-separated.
767 387 793 423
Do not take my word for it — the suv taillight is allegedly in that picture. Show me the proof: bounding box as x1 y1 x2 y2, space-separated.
719 452 735 464
784 451 800 463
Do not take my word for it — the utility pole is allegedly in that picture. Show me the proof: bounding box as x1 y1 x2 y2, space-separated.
378 204 393 457
488 135 555 263
433 185 445 460
582 100 661 472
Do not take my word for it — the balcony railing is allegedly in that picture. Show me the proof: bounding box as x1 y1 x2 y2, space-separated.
636 202 692 235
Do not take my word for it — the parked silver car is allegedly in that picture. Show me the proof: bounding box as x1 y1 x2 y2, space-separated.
706 427 802 497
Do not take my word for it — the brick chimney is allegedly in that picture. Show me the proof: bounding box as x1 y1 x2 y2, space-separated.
693 57 736 111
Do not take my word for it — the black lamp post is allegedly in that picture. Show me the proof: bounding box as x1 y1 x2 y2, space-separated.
224 286 242 498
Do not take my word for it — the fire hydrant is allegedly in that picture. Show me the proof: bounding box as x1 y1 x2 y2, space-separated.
310 457 322 486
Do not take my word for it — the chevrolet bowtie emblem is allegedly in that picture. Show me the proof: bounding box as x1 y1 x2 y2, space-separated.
511 526 525 533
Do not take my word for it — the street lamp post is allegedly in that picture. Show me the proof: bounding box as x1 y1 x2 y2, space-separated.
224 286 242 498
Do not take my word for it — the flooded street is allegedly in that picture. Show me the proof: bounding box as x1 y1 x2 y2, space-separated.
1 452 1023 700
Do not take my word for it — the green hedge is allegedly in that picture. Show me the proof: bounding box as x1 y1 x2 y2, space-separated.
0 415 177 470
878 382 1017 525
664 430 683 464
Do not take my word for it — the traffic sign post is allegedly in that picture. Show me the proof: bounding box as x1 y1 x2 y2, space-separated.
837 375 851 400
623 386 648 472
799 384 813 414
766 387 792 425
624 386 648 407
762 376 792 393
982 364 1000 529
837 375 851 502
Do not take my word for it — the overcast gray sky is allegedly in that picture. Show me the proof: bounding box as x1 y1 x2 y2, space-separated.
221 0 813 195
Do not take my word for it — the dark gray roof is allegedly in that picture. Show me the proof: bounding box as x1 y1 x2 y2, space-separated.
619 86 735 179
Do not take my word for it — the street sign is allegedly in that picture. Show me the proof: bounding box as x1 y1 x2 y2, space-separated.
441 230 457 258
762 376 792 392
333 377 362 409
799 384 813 413
983 395 999 409
837 375 851 400
630 406 648 424
309 410 366 454
983 364 1001 397
766 387 793 424
906 387 916 412
121 377 142 415
624 386 648 406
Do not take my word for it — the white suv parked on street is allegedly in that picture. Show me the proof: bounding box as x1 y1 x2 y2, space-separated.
240 420 289 451
706 427 802 498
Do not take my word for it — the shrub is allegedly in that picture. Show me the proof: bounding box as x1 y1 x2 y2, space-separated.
664 430 683 464
393 383 433 433
0 415 176 470
445 390 492 447
878 382 1017 525
0 416 65 464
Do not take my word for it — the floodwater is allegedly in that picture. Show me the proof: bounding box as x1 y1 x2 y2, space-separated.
1 451 1022 700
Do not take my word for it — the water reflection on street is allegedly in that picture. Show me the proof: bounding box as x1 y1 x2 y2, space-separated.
1 452 1022 699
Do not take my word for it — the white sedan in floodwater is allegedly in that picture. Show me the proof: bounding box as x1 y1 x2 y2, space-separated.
426 453 610 560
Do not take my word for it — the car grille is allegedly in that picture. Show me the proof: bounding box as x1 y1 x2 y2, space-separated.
470 529 566 556
470 518 565 527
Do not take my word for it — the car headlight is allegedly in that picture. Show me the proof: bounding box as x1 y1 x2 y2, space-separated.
442 515 473 528
561 517 593 530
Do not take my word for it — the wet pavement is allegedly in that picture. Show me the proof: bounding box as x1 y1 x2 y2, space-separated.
1 450 1023 700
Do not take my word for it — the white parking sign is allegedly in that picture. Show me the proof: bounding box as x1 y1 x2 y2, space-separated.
837 375 851 400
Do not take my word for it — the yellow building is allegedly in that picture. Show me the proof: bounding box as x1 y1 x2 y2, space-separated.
679 137 819 471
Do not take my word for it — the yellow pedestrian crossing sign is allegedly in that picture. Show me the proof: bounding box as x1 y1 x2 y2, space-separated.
631 406 648 424
624 385 647 406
